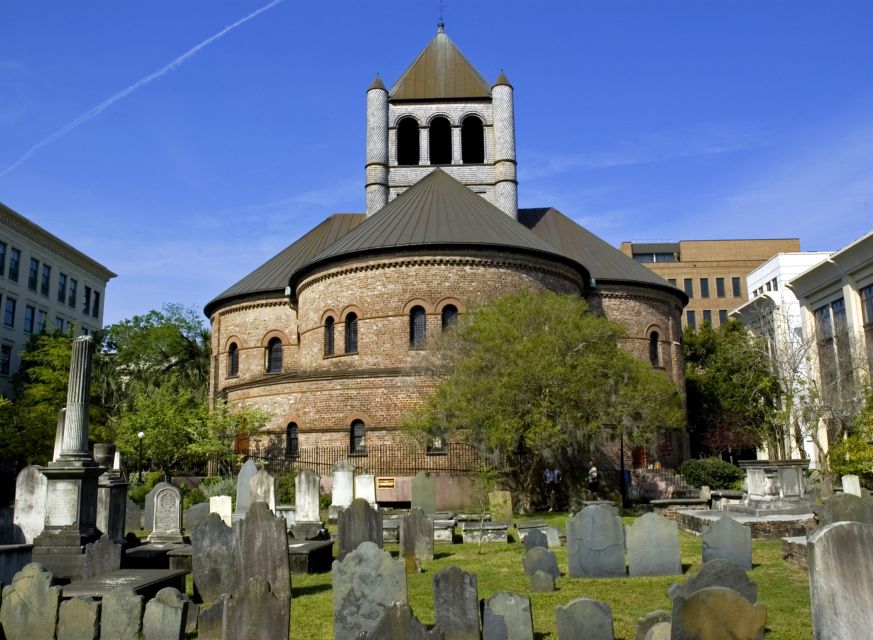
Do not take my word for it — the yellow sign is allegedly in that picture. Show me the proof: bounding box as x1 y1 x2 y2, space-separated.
377 477 395 489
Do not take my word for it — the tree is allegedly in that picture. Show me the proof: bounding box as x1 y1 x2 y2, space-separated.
406 291 685 499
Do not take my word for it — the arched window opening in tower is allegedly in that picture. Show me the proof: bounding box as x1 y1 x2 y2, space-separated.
429 116 452 165
441 304 458 331
397 117 420 165
227 342 239 377
345 313 358 354
410 305 426 349
286 422 299 458
266 337 283 373
324 316 335 357
350 420 365 455
461 115 484 163
649 331 660 367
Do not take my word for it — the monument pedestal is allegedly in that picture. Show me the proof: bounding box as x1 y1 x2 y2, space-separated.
728 459 812 517
290 520 327 540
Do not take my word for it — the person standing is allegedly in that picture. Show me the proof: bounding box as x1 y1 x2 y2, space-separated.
544 466 562 511
587 460 599 499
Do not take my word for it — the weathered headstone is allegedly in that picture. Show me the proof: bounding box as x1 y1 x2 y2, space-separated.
671 586 766 640
208 495 232 527
192 513 237 603
635 610 671 640
566 505 625 578
545 526 561 548
412 471 437 515
82 534 122 579
196 593 227 640
522 528 548 553
144 485 159 534
125 498 142 533
329 460 356 522
95 443 128 545
400 507 434 572
699 485 712 502
808 520 873 640
821 492 873 525
296 469 321 523
668 558 758 604
482 592 533 640
337 498 383 562
433 566 479 640
626 512 681 577
841 474 862 497
0 563 62 640
361 602 445 639
100 587 144 640
250 469 276 513
523 546 559 579
332 540 407 640
702 516 752 569
12 465 47 543
644 622 672 640
183 502 210 533
233 459 258 522
555 597 614 640
355 474 377 506
147 483 183 544
225 575 290 640
488 491 512 525
233 502 290 600
530 570 555 592
142 587 188 640
57 596 101 640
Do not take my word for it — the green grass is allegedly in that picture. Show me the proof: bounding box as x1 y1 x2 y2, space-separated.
288 512 811 640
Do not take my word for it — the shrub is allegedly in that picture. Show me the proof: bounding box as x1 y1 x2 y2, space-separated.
277 472 296 504
182 486 207 509
679 457 744 490
128 470 165 504
201 476 237 510
829 435 873 488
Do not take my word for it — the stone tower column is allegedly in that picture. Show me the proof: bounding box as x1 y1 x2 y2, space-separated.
366 75 389 216
60 335 94 459
492 72 518 219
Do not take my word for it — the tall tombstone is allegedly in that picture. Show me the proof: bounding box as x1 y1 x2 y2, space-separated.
809 521 873 639
0 563 62 640
142 587 188 640
225 575 290 640
400 507 434 572
702 516 752 569
555 597 614 640
841 474 862 497
626 513 682 577
192 513 237 603
488 491 513 526
566 505 626 578
433 566 480 640
295 469 321 523
482 592 533 640
412 471 437 515
233 502 291 601
249 468 276 513
332 540 407 640
94 443 128 544
668 558 758 604
100 587 144 640
337 498 383 561
233 459 258 523
146 483 183 544
329 460 356 522
671 587 766 640
209 495 232 527
355 474 377 506
57 595 101 640
12 465 47 543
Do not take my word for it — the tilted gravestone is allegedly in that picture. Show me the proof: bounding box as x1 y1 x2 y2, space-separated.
671 586 766 640
337 498 383 562
566 505 625 578
626 513 681 577
82 534 122 579
488 491 513 525
555 597 614 640
361 602 445 639
530 569 555 592
809 521 873 640
225 575 290 640
332 540 407 640
250 468 277 513
233 502 290 601
482 592 533 640
196 593 227 640
12 465 47 544
233 459 258 522
295 469 321 523
57 596 101 640
522 528 548 553
0 563 62 640
821 492 873 525
433 566 480 640
100 587 144 640
183 502 211 532
523 546 559 579
412 471 437 515
668 558 757 604
146 482 183 544
702 516 752 569
142 587 188 640
192 513 237 603
635 610 671 640
400 507 434 572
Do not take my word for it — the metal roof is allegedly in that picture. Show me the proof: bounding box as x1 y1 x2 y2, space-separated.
389 25 492 100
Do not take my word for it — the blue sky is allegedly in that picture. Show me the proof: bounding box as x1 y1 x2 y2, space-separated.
2 1 872 325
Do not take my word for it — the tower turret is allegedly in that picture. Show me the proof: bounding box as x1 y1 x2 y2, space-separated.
492 71 518 219
365 74 389 216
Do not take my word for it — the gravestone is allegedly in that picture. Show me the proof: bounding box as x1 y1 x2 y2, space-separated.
337 498 383 562
233 502 290 601
626 512 681 577
250 469 276 513
53 408 66 461
459 522 507 543
433 566 479 640
95 443 128 545
82 534 122 579
523 546 559 579
566 505 625 578
400 507 434 572
208 495 232 527
13 465 47 544
225 575 290 640
329 460 356 522
636 610 671 640
0 563 62 640
809 520 873 639
412 471 437 515
699 485 712 502
183 502 210 532
144 484 159 534
57 596 101 640
125 498 141 533
668 558 757 604
821 492 873 525
332 540 407 640
488 491 513 525
522 528 548 553
671 586 766 640
545 526 561 548
482 592 533 640
555 597 614 640
355 474 377 506
296 469 321 522
196 593 227 640
233 459 258 522
147 483 183 544
530 570 555 592
644 622 671 640
702 516 752 569
100 587 144 640
841 474 862 497
192 513 237 603
361 602 445 639
142 586 188 640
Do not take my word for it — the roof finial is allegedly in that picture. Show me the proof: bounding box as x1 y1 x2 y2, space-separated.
437 0 446 32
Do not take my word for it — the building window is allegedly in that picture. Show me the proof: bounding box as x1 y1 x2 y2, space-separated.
429 116 452 165
0 344 11 375
732 277 741 297
0 242 5 276
83 286 92 315
410 305 426 349
92 291 100 318
397 117 420 165
286 422 299 458
350 419 365 455
8 248 20 282
58 273 67 303
862 284 873 325
69 278 77 307
719 310 728 325
345 313 358 353
667 278 676 287
266 337 282 373
227 342 239 377
633 252 677 263
36 310 47 333
700 278 710 298
716 278 725 298
687 310 696 329
4 297 16 327
40 264 51 296
703 310 712 325
55 316 64 331
441 304 458 331
427 433 447 455
324 316 335 356
649 331 660 367
461 115 484 163
24 305 34 334
683 278 693 298
27 258 39 291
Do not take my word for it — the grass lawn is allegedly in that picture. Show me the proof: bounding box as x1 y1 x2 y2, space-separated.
289 512 812 639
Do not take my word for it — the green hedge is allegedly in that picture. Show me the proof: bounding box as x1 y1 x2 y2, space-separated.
679 457 744 490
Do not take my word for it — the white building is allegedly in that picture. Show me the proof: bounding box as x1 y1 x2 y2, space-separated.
0 202 116 397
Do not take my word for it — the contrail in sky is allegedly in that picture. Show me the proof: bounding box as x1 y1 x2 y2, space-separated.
0 0 284 178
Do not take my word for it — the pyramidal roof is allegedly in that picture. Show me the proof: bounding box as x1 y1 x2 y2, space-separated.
389 24 492 100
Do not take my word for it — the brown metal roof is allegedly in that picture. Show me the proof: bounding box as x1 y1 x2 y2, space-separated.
203 213 365 317
389 25 492 100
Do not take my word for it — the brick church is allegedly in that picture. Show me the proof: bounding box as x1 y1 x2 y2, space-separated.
204 25 688 470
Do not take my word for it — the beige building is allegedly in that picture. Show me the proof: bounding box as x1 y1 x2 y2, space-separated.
620 239 800 329
0 202 116 397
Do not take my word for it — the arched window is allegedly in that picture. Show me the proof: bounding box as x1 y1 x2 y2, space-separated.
324 316 335 357
649 331 660 367
461 115 484 163
429 116 452 165
345 313 358 354
441 304 458 331
286 422 299 458
227 342 239 377
350 419 365 455
397 117 420 165
266 337 283 373
410 306 426 349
